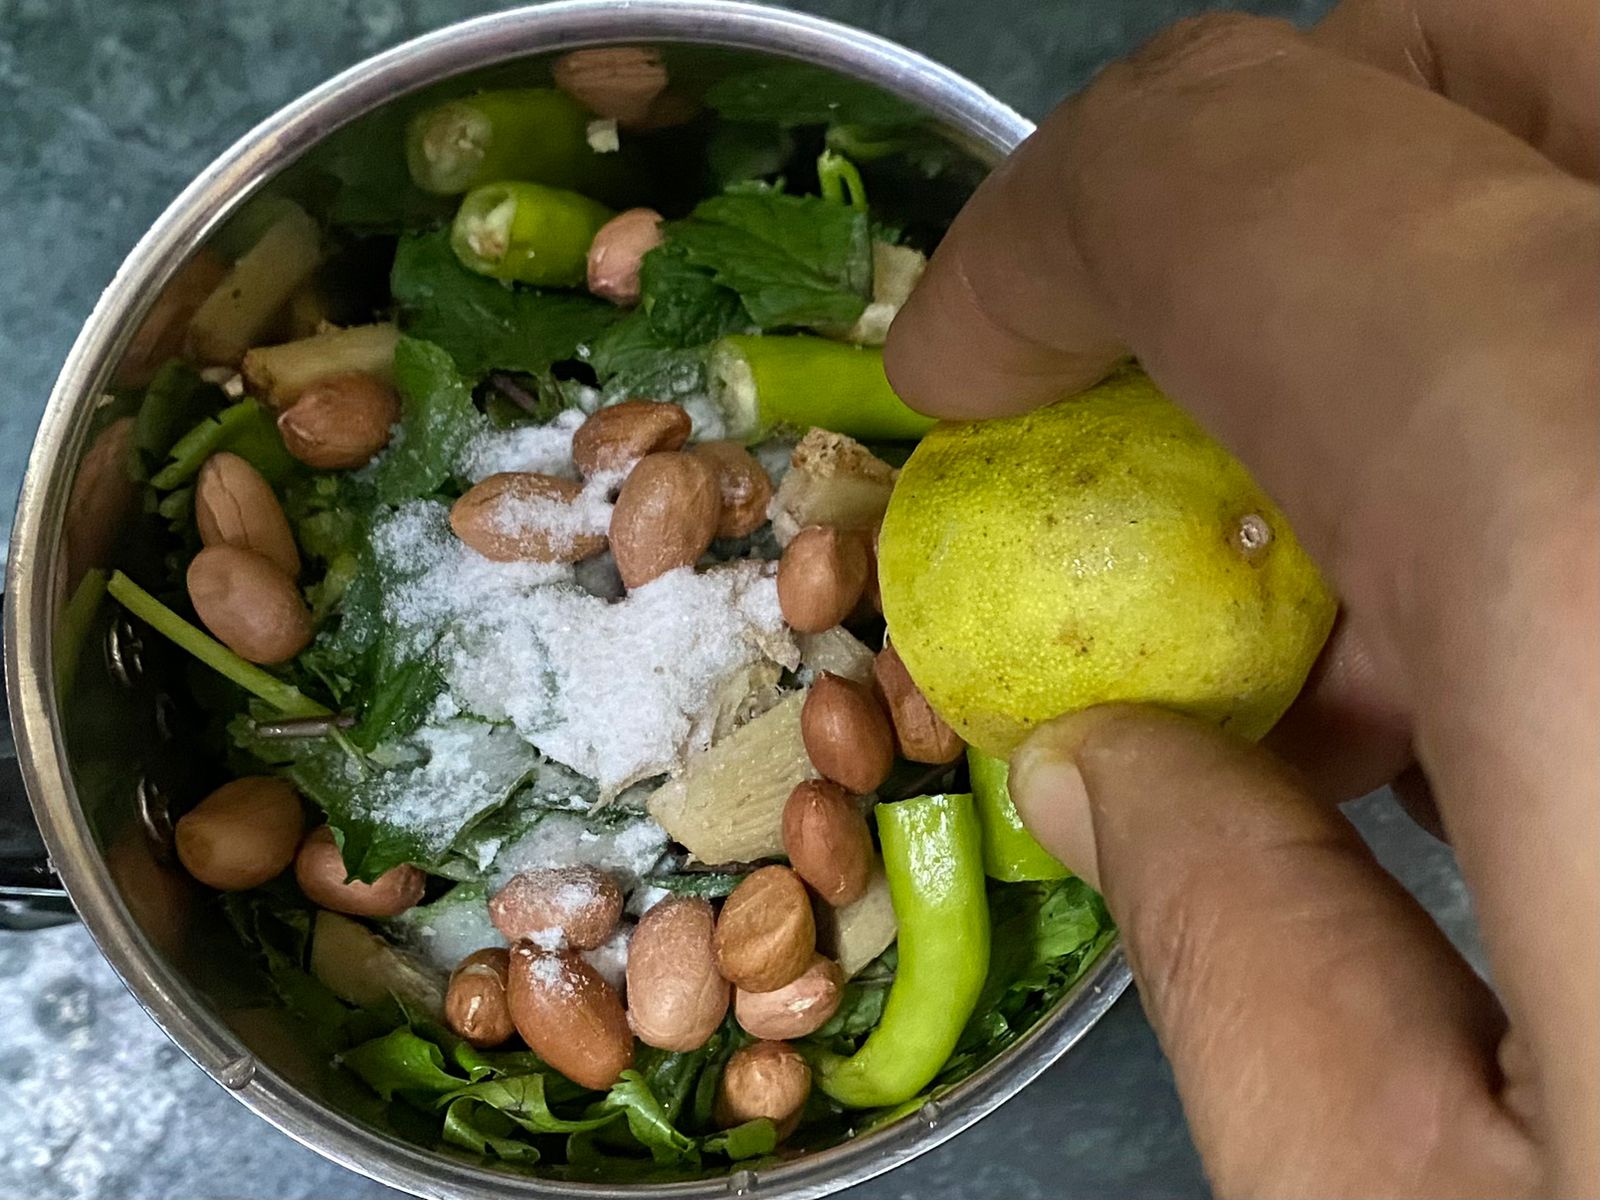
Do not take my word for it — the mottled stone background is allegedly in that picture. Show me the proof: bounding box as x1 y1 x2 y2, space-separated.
0 1 1480 1197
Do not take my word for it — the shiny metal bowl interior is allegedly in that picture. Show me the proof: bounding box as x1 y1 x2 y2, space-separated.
6 3 1130 1197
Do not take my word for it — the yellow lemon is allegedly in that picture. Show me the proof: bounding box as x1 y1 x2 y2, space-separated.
877 368 1336 758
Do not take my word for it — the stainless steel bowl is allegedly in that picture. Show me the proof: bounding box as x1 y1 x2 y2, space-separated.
4 3 1130 1196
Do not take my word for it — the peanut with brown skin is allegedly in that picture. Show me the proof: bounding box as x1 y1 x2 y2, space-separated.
800 673 896 795
734 954 844 1040
488 866 623 951
571 399 689 476
174 777 303 891
777 526 869 632
713 866 816 994
585 209 664 306
294 826 425 918
715 1041 812 1138
450 472 608 563
507 944 633 1090
445 948 516 1049
691 441 775 539
626 897 730 1051
609 451 721 589
187 544 312 664
277 372 399 469
195 452 300 577
782 780 874 907
873 643 965 764
552 47 669 128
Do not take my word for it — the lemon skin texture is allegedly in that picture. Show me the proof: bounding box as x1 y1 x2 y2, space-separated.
877 369 1337 758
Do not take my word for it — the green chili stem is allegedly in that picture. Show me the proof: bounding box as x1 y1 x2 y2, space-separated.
816 150 868 212
106 571 330 718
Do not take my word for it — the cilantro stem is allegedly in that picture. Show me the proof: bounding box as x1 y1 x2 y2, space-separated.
817 151 868 212
105 571 331 718
54 568 107 697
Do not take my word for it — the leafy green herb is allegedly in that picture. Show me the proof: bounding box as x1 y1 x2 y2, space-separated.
586 314 712 404
346 638 446 751
705 63 923 130
371 336 482 505
148 398 298 490
935 877 1114 1086
705 121 795 190
660 191 871 331
637 243 748 348
131 361 223 480
339 1027 468 1101
441 1098 545 1164
645 870 749 900
218 885 350 1036
391 230 621 380
445 1075 614 1135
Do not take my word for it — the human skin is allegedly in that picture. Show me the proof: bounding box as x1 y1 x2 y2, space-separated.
884 3 1599 1195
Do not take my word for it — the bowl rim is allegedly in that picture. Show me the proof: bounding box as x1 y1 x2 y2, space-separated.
5 3 1130 1197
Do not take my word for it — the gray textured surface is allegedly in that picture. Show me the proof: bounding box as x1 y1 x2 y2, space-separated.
0 2 1482 1198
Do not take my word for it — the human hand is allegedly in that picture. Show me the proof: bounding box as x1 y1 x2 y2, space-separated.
884 4 1599 1195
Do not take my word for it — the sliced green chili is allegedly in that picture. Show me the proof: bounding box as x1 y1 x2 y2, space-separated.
817 792 989 1108
449 181 614 286
406 88 609 196
969 747 1070 883
709 334 937 443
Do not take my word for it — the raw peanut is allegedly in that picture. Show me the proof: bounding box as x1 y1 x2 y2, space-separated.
781 780 873 907
691 441 774 539
734 954 844 1041
445 948 516 1049
552 46 669 128
488 866 623 951
571 399 688 476
508 944 633 1090
800 673 895 795
187 544 312 664
714 1041 811 1138
585 209 664 306
874 643 965 763
277 372 399 469
777 527 868 632
195 452 301 577
294 826 425 918
609 451 721 588
626 897 730 1051
450 472 608 563
713 866 815 993
174 776 303 891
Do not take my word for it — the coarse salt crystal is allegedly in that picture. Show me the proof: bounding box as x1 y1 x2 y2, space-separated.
460 409 585 482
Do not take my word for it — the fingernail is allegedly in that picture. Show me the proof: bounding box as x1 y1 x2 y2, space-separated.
1009 726 1100 890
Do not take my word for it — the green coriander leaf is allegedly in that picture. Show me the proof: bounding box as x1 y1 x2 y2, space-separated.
705 121 795 190
701 1119 777 1161
443 1075 614 1135
662 191 870 330
372 336 482 505
338 1027 465 1101
148 399 298 490
595 1070 697 1164
441 1098 544 1164
391 230 621 379
131 361 222 480
644 870 747 900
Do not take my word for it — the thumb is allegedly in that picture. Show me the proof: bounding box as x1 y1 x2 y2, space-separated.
1007 705 1534 1197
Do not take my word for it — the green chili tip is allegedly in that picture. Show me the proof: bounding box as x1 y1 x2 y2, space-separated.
817 792 990 1109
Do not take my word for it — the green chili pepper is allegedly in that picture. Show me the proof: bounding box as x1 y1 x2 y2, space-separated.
406 88 612 196
709 334 937 443
817 792 989 1108
449 181 614 286
969 747 1070 882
